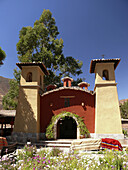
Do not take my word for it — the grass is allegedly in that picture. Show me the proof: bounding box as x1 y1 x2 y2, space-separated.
0 145 128 169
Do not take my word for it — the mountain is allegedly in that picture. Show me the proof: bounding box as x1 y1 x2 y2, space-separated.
0 76 10 109
119 99 128 105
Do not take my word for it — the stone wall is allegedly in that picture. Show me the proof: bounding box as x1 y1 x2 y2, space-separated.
6 132 46 143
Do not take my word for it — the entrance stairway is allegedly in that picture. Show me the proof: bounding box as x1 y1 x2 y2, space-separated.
36 139 128 150
36 139 73 149
8 138 128 150
8 139 73 149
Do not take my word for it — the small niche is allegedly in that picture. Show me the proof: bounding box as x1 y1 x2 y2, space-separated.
26 72 32 82
102 70 109 80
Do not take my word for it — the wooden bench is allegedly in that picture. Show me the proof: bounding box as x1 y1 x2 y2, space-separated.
1 142 18 158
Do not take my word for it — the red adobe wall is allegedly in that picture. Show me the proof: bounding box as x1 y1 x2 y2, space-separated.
40 89 95 133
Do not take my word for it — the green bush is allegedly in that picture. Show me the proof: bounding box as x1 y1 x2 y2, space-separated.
123 129 127 136
46 111 90 139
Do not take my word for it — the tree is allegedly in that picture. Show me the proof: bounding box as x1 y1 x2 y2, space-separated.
120 101 128 119
17 9 64 69
3 9 83 109
16 9 83 86
0 47 6 65
2 69 20 110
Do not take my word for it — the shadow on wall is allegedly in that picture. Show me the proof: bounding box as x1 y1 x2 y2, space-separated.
14 87 37 133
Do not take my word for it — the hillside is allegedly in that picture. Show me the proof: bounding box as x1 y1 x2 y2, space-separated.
0 76 10 109
119 99 128 105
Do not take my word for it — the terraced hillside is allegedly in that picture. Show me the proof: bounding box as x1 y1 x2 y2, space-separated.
0 76 10 109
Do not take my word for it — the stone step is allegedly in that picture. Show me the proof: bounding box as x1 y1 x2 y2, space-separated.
8 140 72 148
37 143 71 148
38 140 72 145
36 140 72 148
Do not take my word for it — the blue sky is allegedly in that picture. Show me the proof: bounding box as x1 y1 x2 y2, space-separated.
0 0 128 100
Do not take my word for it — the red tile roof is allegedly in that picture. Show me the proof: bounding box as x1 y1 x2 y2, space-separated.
90 58 120 73
16 62 49 75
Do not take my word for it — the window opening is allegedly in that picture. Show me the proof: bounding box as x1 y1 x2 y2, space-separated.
64 98 70 107
26 72 32 82
102 70 109 80
66 81 68 87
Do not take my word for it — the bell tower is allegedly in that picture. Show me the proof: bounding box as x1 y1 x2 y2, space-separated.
13 62 49 141
90 58 123 139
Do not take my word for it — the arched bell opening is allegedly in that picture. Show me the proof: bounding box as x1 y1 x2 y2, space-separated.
26 72 32 82
57 116 77 139
102 70 109 80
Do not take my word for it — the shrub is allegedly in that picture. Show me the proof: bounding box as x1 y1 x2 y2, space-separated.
46 111 90 139
123 129 127 136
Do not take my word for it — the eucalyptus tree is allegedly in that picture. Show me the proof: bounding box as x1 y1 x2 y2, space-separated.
0 47 6 65
3 9 83 109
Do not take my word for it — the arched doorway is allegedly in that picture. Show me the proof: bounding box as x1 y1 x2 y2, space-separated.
57 116 77 139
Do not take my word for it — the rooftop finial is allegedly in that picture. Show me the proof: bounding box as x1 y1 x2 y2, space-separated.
101 54 105 60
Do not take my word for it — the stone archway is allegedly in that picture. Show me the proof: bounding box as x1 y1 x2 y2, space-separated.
54 114 80 139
